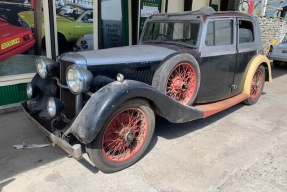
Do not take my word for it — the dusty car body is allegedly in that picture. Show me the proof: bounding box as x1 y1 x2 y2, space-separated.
0 17 34 61
268 33 287 67
22 7 272 173
18 3 93 43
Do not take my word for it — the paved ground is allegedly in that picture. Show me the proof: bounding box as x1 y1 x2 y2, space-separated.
0 65 287 192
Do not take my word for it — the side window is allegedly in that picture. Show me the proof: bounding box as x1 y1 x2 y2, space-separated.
81 12 93 23
205 20 233 46
239 20 254 44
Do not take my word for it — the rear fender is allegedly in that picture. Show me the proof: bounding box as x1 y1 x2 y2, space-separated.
240 55 272 95
68 80 204 144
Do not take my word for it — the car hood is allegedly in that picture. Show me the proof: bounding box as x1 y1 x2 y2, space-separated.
18 11 72 27
75 45 177 66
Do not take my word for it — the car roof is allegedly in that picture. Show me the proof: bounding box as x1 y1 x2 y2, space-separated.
149 7 256 22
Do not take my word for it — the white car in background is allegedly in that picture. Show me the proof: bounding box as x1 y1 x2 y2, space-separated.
268 33 287 68
74 33 94 51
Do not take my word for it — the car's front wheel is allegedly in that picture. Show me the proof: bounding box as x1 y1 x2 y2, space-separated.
86 99 155 173
244 65 265 105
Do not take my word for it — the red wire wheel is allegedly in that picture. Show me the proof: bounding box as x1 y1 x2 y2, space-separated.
152 54 200 106
166 62 197 105
86 99 155 173
250 68 264 99
101 108 148 163
244 65 265 105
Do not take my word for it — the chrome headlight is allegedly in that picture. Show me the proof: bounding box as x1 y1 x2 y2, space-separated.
27 83 33 99
26 83 40 99
47 97 64 117
35 56 58 79
66 65 93 94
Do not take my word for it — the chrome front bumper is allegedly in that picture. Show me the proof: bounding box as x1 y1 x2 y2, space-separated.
21 102 83 159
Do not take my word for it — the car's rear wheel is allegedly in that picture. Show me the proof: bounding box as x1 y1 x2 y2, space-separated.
273 60 281 68
86 99 155 173
152 54 200 105
244 65 265 105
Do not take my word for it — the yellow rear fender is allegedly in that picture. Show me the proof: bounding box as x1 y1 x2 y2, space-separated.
240 55 272 95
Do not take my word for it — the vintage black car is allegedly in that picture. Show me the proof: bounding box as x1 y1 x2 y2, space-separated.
22 7 272 173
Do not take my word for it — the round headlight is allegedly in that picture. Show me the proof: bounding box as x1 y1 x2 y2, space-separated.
47 97 64 117
66 65 93 94
27 83 33 99
26 83 40 99
35 56 58 79
36 58 48 79
47 97 57 117
67 68 81 93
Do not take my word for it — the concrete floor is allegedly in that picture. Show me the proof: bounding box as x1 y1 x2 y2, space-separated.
0 65 287 192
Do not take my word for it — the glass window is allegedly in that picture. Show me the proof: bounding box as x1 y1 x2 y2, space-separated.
239 20 254 44
80 11 93 23
57 4 86 21
142 22 200 46
205 20 233 46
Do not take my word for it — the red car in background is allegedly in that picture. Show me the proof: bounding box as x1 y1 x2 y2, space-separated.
0 17 35 61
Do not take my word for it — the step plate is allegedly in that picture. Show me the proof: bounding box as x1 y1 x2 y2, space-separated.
195 93 249 118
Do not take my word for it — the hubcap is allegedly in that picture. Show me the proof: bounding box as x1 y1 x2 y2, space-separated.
124 129 135 147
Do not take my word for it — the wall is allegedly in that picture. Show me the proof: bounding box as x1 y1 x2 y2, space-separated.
192 0 209 11
167 0 184 12
257 17 287 54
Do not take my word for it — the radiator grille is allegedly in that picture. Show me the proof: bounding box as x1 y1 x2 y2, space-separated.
60 61 76 119
124 70 154 85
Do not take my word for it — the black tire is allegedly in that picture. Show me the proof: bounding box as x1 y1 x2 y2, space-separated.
152 53 200 105
273 60 281 68
86 99 155 173
244 65 265 105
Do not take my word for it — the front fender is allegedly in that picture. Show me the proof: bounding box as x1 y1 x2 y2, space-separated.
69 80 204 144
240 55 272 95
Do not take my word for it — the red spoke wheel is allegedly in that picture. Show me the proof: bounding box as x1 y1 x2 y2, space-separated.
166 62 197 105
152 54 200 106
86 99 155 173
244 65 265 105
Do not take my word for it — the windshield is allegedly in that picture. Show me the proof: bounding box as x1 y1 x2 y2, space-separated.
141 22 200 46
57 5 85 21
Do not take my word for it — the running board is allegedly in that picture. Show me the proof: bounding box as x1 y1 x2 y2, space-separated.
195 93 249 118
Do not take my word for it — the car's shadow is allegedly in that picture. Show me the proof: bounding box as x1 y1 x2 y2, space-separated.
270 61 287 79
144 103 244 156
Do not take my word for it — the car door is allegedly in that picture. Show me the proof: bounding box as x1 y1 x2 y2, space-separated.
231 18 257 97
196 18 237 103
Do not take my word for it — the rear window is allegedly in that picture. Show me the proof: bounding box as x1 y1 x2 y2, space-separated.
239 20 254 44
